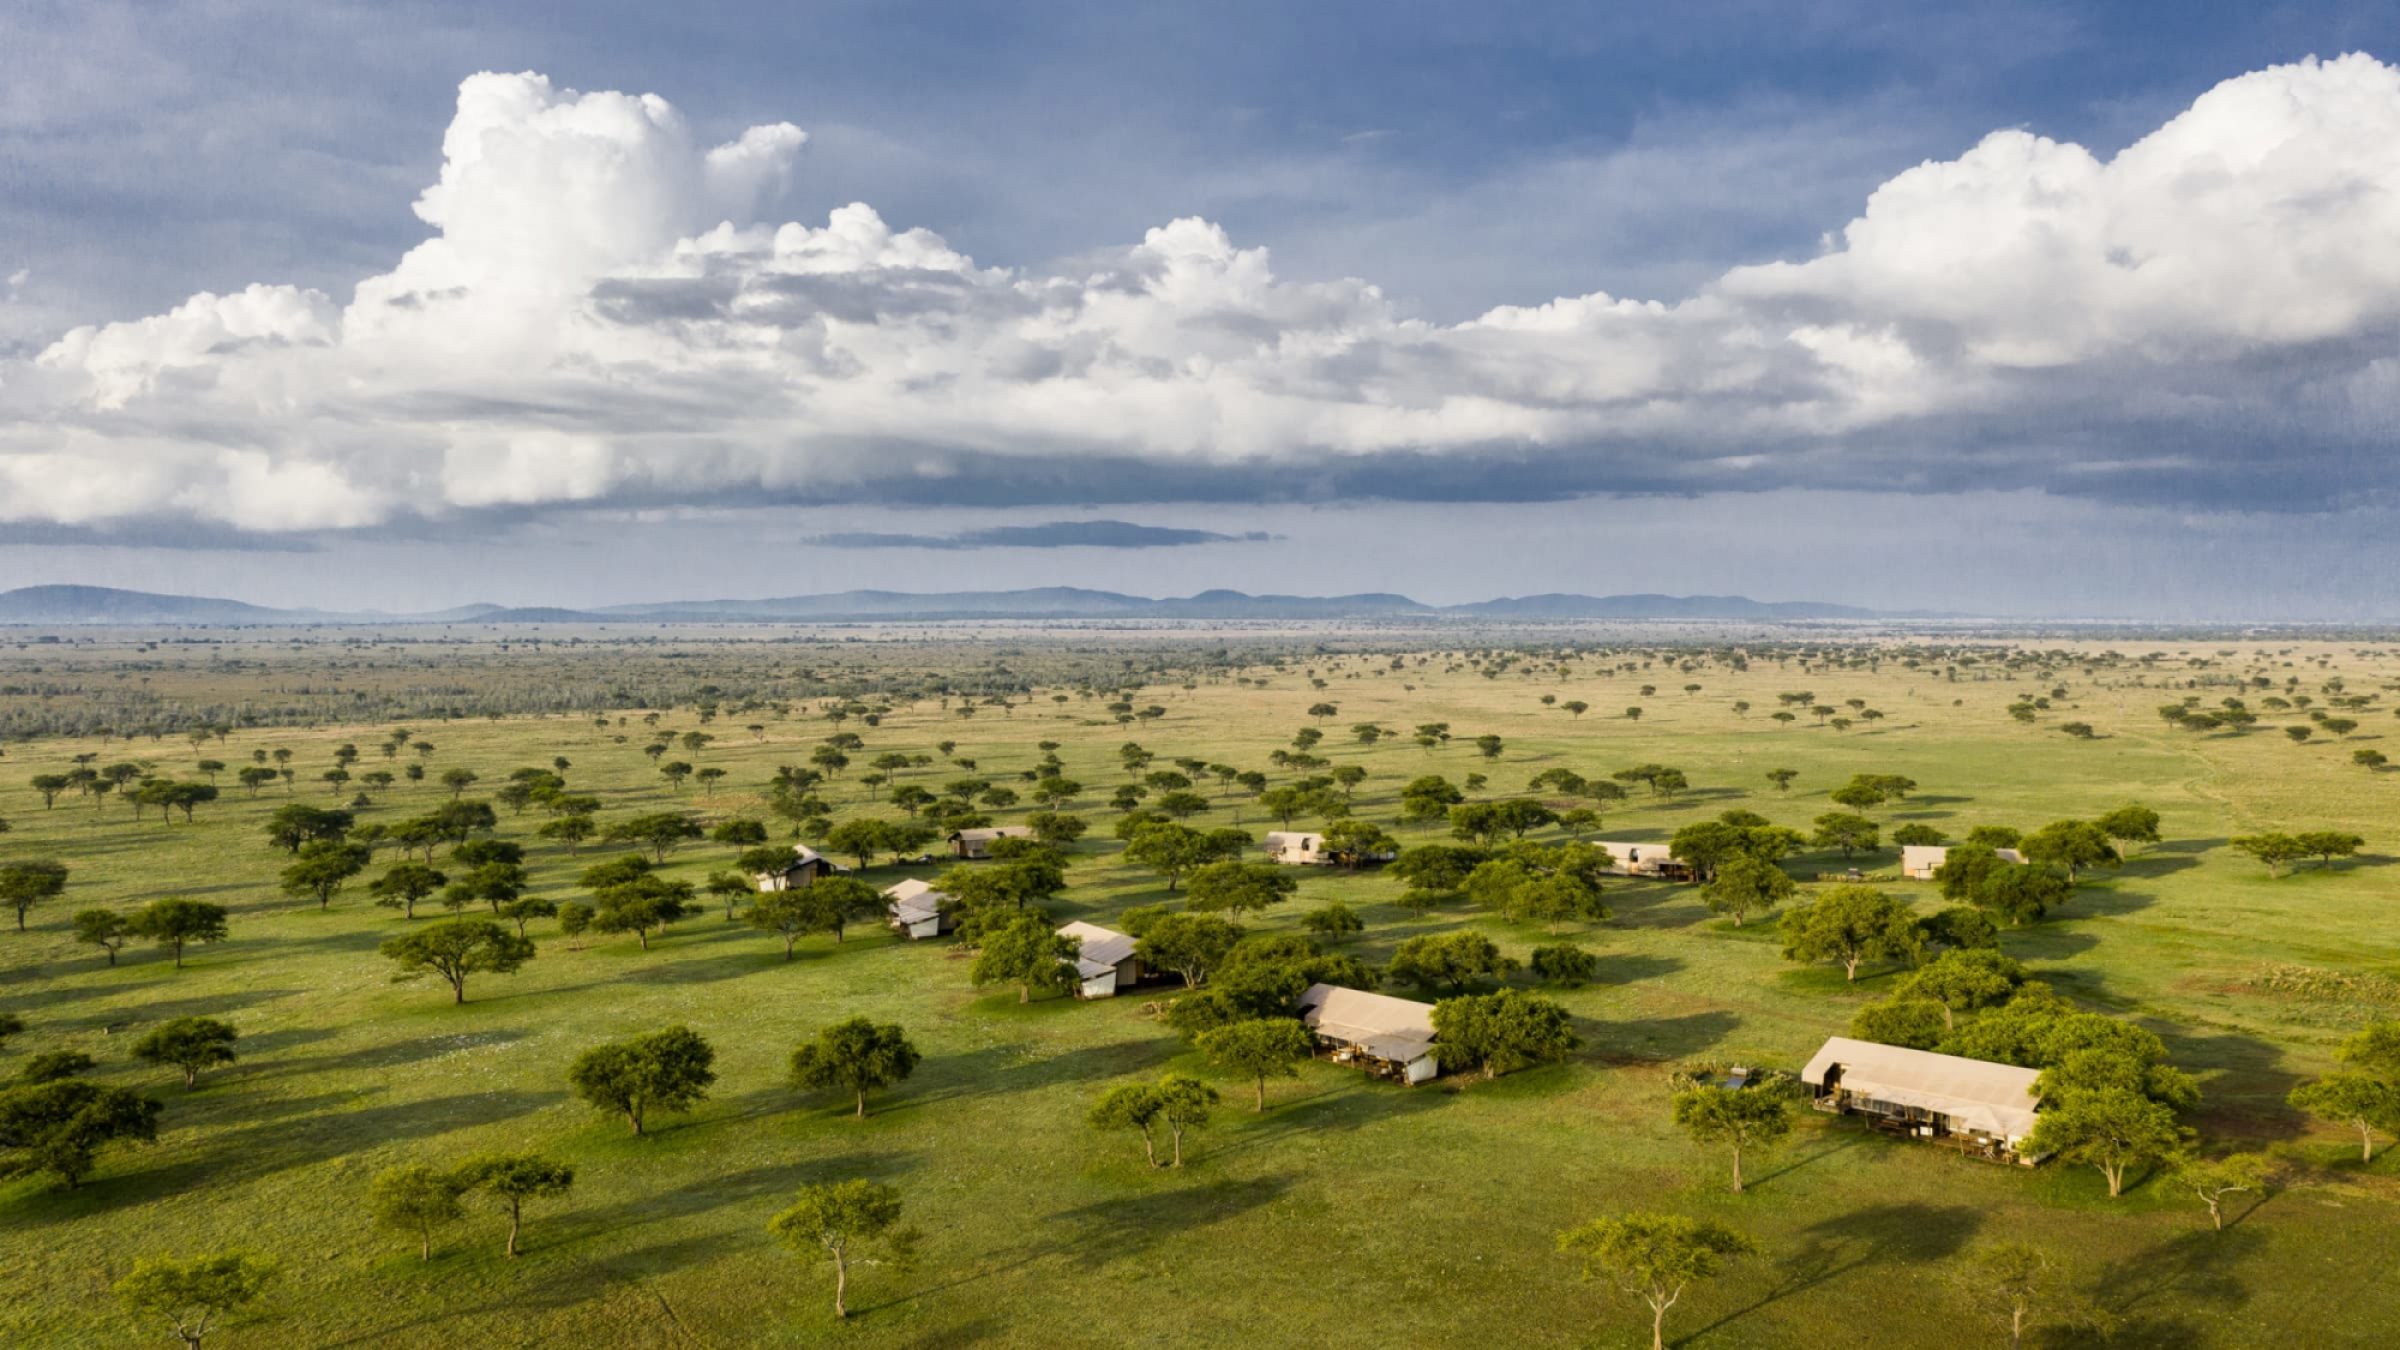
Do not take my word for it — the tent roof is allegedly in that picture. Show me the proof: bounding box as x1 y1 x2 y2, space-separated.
1802 1037 2043 1139
1058 921 1135 977
1300 982 1437 1061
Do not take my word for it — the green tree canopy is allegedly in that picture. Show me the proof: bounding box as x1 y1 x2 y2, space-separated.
113 1252 276 1350
789 1017 922 1118
379 920 534 1003
1556 1212 1757 1350
567 1026 717 1136
768 1179 919 1320
132 1018 239 1089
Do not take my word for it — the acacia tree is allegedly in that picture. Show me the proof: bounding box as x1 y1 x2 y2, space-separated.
1134 912 1245 988
768 1180 919 1320
2169 1153 2271 1231
2096 804 2163 855
73 909 133 965
132 1018 239 1088
455 1154 576 1257
1670 1085 1793 1193
1895 948 2024 1030
368 863 447 920
1700 855 1794 928
567 1026 717 1136
1949 1241 2096 1349
1386 931 1515 994
1777 886 1917 982
1088 1082 1176 1167
789 1017 922 1118
279 841 371 910
1809 813 1880 859
2027 1088 2186 1196
379 920 534 1004
113 1252 277 1350
1196 1018 1315 1111
1152 1072 1218 1166
2288 1072 2400 1162
747 890 818 959
1431 990 1580 1080
970 916 1078 1003
1183 861 1296 915
369 1163 464 1261
0 859 68 931
1556 1212 1757 1350
130 898 228 970
0 1078 160 1188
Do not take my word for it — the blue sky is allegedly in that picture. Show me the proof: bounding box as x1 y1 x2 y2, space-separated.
5 2 2400 616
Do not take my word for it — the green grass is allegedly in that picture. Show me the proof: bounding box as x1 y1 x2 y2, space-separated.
5 639 2400 1346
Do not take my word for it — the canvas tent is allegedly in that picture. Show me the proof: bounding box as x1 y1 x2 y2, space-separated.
1802 1036 2045 1162
1299 982 1440 1084
1594 841 1692 881
883 878 950 939
1057 920 1140 999
754 844 846 892
1901 845 2026 880
950 826 1034 859
1264 830 1326 865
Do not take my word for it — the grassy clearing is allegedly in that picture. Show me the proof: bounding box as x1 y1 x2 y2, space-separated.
3 635 2399 1346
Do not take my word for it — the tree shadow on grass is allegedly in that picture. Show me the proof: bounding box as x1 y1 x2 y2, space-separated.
1607 884 1708 931
65 987 304 1032
2116 855 2200 882
568 1151 916 1241
8 1088 561 1227
2061 886 2157 919
245 1026 529 1082
227 1023 339 1058
1584 1009 1739 1065
1202 1078 1449 1159
896 1037 1174 1114
2081 1225 2265 1345
2165 1030 2309 1144
1588 952 1683 986
1027 1172 1298 1270
1741 1132 1868 1191
1685 1201 1983 1341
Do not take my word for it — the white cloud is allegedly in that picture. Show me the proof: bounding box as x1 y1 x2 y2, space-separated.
9 56 2400 534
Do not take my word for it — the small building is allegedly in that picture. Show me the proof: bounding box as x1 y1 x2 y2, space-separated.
1265 830 1327 865
754 844 846 893
950 825 1035 860
1299 982 1440 1084
883 878 951 940
1901 844 2026 881
1801 1036 2045 1163
1595 841 1693 882
1057 920 1140 999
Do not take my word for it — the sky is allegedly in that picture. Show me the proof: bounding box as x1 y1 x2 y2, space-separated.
5 1 2400 618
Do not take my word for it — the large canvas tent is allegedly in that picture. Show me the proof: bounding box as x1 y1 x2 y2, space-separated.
1802 1036 2045 1162
1299 982 1440 1084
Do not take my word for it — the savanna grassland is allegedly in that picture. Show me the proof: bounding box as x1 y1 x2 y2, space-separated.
3 626 2399 1348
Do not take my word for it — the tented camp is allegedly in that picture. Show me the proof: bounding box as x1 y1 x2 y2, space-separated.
883 878 951 940
1265 831 1326 865
950 826 1035 860
1299 982 1440 1084
1595 841 1693 882
1901 845 2026 880
1057 920 1140 999
1802 1036 2046 1163
754 844 846 893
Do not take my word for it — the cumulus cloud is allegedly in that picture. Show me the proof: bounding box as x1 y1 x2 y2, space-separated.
8 57 2400 534
812 520 1279 550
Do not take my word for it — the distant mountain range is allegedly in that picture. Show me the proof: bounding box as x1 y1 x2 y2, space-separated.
0 584 1910 626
